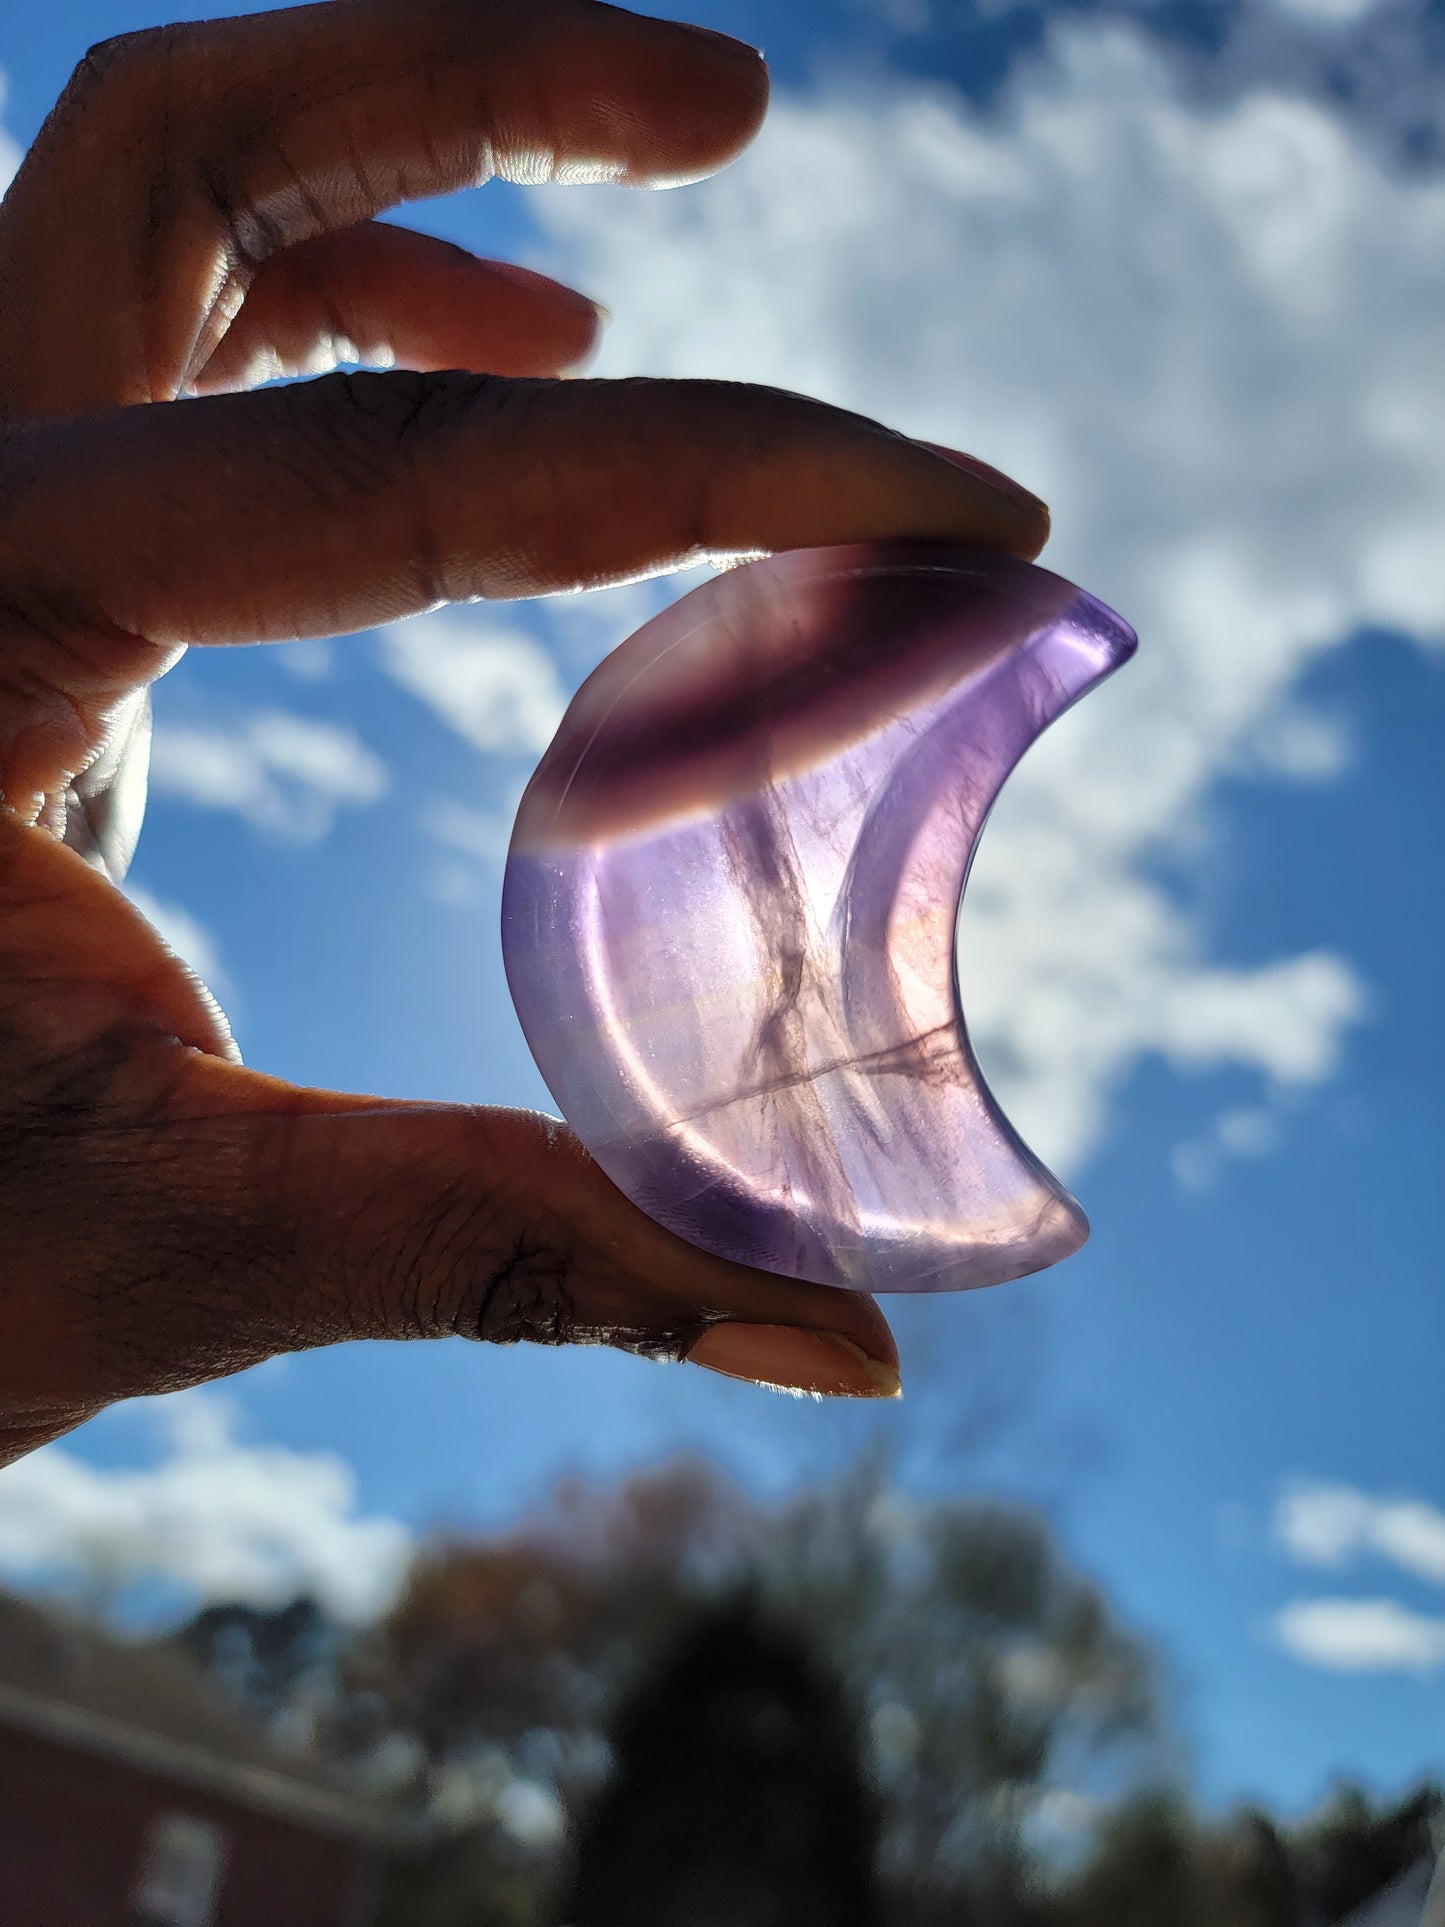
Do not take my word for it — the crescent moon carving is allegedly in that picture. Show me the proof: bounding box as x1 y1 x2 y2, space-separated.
503 540 1137 1294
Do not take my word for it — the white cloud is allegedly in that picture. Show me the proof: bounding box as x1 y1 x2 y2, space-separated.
1217 1107 1280 1157
1270 1484 1445 1674
0 1393 411 1621
1213 2 1442 183
1266 0 1385 26
0 123 18 204
149 708 389 842
416 790 530 904
423 859 478 907
1172 1101 1283 1191
426 797 516 867
123 883 227 995
378 609 567 756
529 21 1443 1167
1276 1481 1445 1585
1272 1597 1445 1673
277 638 335 682
1240 705 1355 783
870 0 935 31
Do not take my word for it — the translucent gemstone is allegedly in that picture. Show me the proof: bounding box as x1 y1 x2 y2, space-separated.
502 541 1137 1293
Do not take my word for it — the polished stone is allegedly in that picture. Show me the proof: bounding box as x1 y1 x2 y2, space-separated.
503 541 1137 1293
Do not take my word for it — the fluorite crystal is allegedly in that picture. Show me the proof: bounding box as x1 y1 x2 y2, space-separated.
502 541 1137 1293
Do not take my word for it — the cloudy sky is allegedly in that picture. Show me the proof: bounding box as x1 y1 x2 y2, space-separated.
1 0 1442 1814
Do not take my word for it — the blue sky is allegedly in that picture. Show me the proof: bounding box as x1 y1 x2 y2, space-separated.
1 0 1443 1822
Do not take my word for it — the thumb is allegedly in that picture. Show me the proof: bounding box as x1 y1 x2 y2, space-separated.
174 1057 903 1402
75 1050 900 1414
0 819 898 1465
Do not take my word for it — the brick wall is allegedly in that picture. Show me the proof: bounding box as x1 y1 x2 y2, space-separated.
0 1723 375 1926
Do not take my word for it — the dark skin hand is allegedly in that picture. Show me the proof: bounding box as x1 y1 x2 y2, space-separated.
0 0 1051 1467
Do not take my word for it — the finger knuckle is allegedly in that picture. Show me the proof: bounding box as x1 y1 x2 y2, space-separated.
292 369 552 599
312 366 540 458
297 367 493 487
472 1237 576 1348
332 1174 576 1348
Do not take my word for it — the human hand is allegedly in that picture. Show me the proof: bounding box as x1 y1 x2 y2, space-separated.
0 0 1050 1464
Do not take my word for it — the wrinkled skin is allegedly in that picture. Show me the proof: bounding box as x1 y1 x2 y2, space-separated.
0 0 1050 1464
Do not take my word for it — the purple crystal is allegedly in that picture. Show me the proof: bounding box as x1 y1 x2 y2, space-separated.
503 541 1137 1293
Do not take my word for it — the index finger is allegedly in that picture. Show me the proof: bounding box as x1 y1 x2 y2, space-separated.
0 373 1047 815
0 373 1049 650
0 0 769 411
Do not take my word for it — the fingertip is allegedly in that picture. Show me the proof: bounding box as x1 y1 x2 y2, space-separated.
679 20 771 118
1019 499 1052 562
686 1323 902 1399
495 279 609 377
557 300 611 376
622 18 770 186
481 257 609 324
913 441 1052 561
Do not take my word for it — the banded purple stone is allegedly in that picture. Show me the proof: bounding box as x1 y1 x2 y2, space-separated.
502 540 1137 1293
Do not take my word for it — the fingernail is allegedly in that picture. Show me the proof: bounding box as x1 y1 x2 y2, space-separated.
485 258 610 323
915 440 1048 517
678 23 767 69
687 1323 902 1399
565 291 610 327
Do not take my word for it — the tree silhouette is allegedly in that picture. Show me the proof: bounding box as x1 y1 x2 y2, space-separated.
163 1458 1441 1927
344 1456 1164 1923
1292 1782 1442 1921
560 1594 881 1927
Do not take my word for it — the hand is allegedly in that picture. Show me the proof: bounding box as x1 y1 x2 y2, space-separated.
0 0 1050 1464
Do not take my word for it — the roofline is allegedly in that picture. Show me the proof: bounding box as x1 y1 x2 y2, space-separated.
0 1678 403 1846
1423 1844 1445 1927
